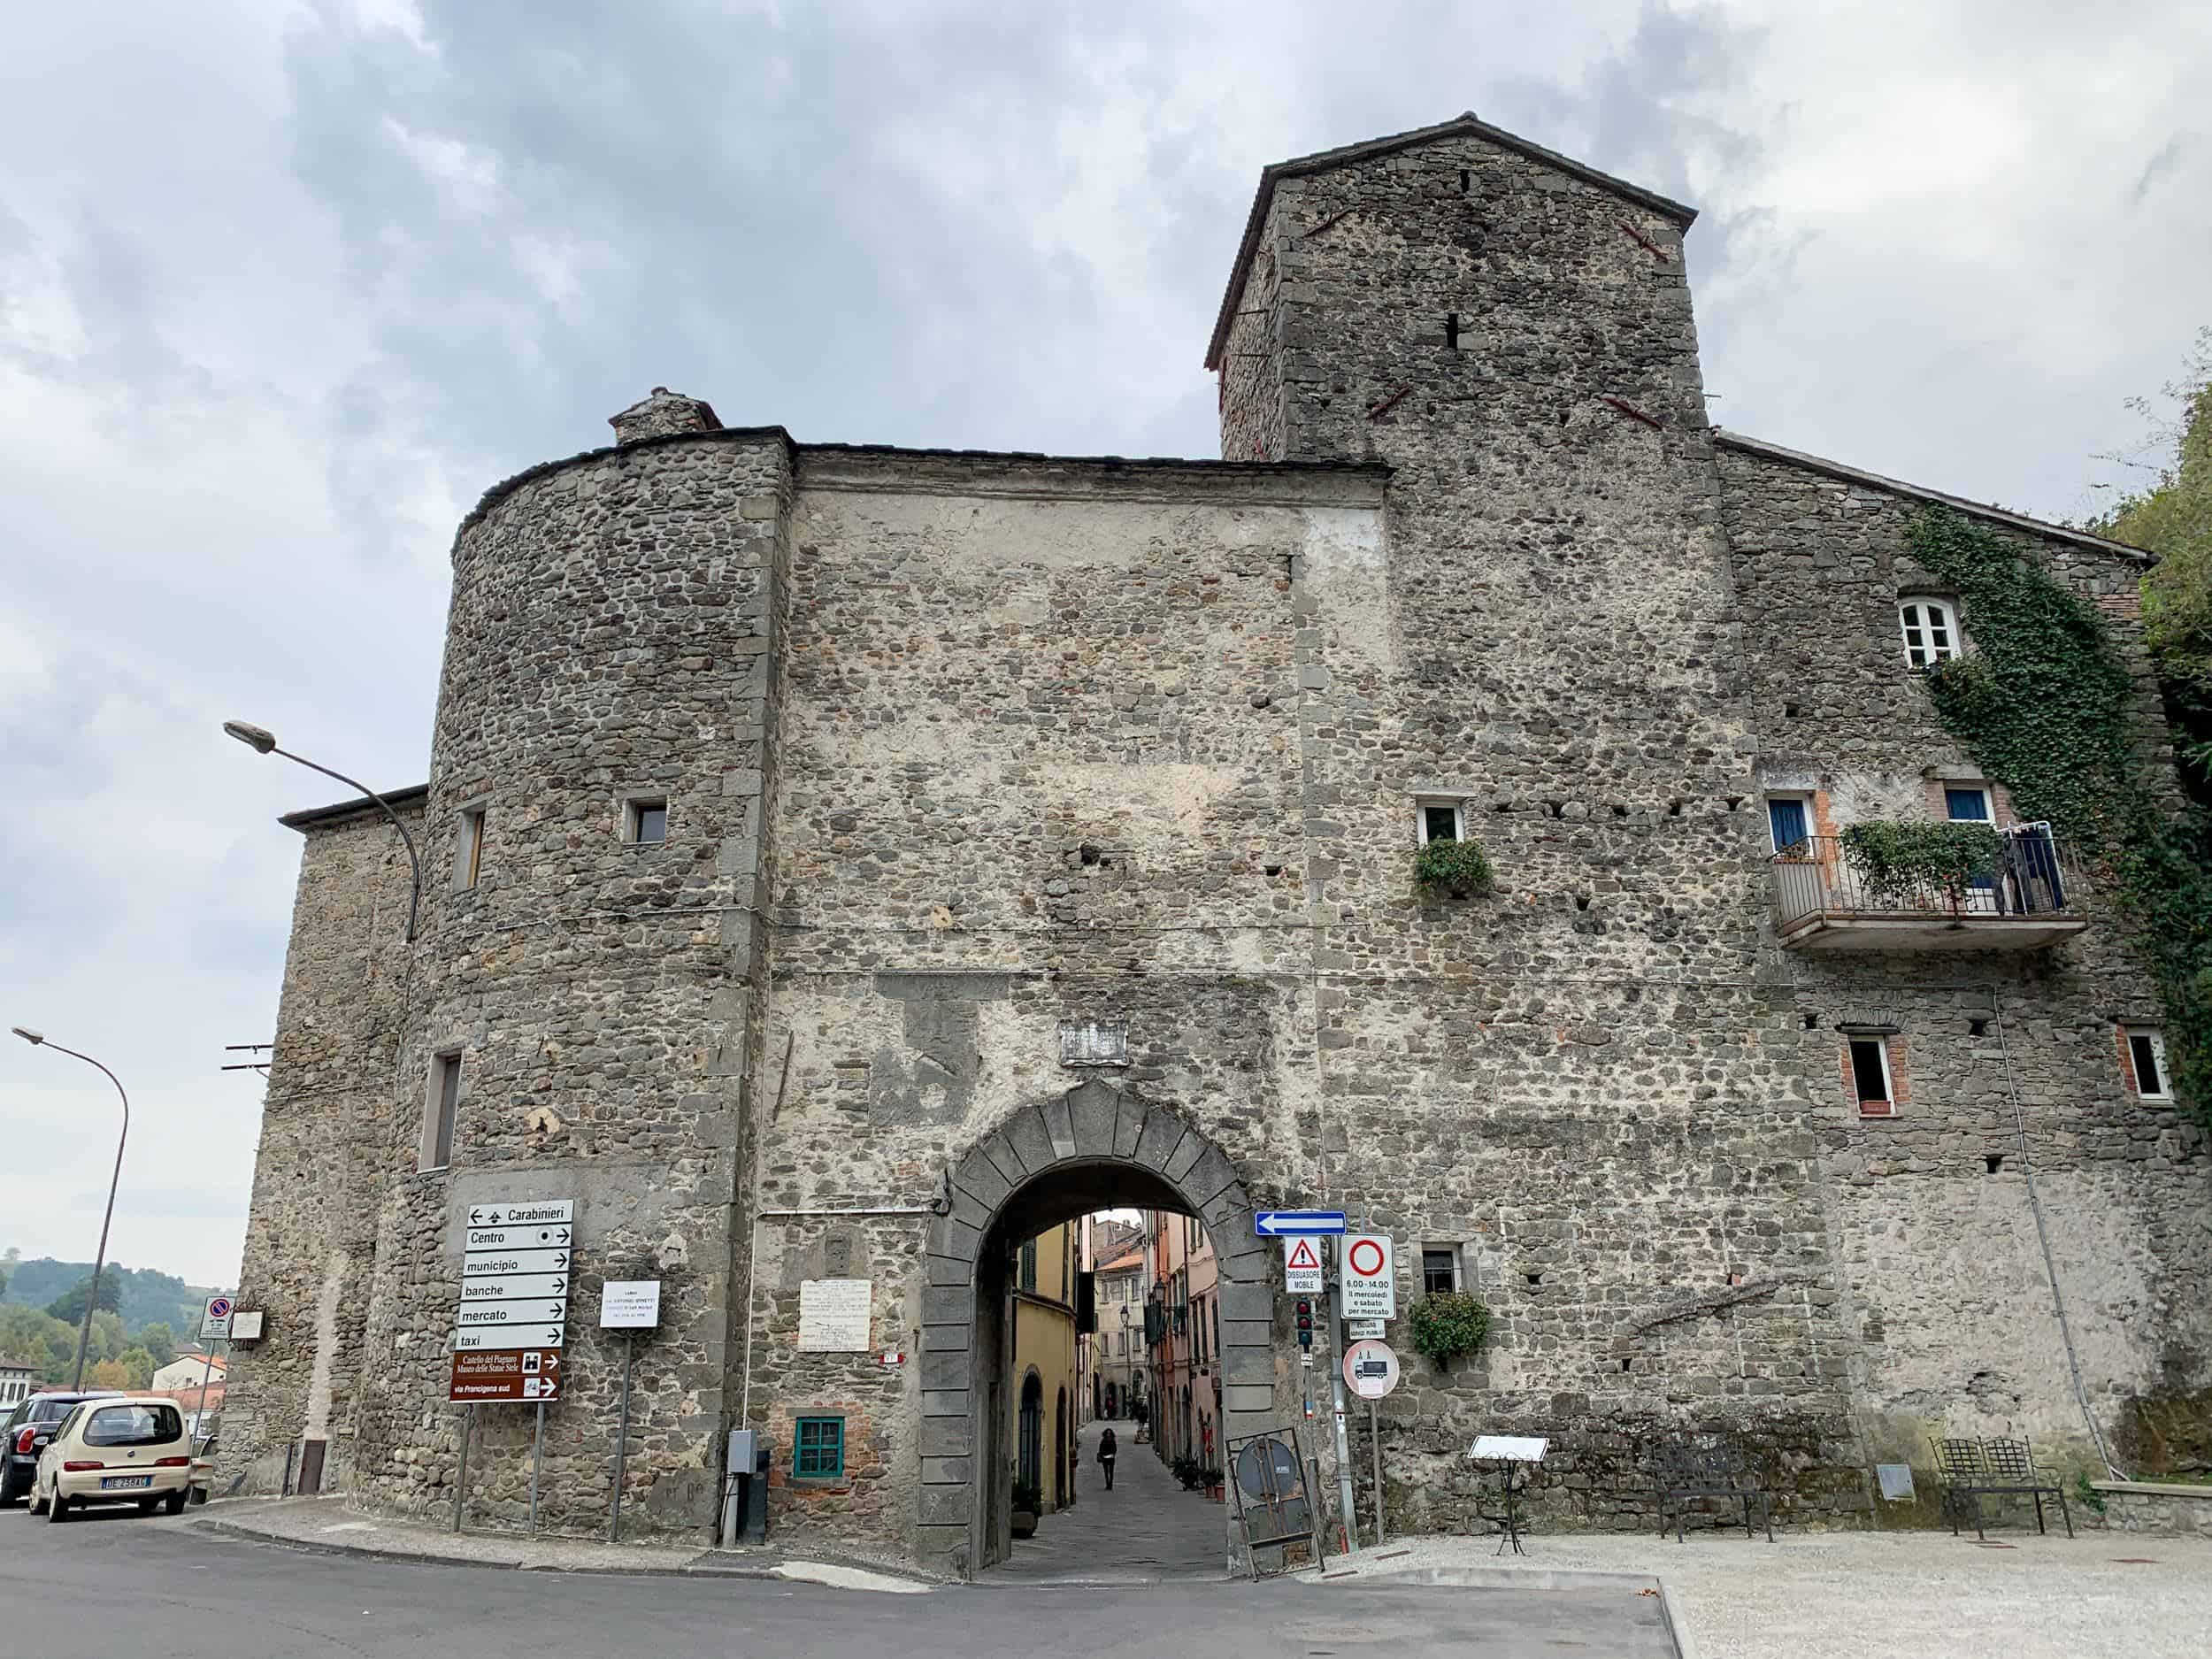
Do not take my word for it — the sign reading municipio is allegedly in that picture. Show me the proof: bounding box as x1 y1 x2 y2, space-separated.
449 1348 563 1402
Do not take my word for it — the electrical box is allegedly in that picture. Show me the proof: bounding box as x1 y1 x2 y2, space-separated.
728 1429 757 1471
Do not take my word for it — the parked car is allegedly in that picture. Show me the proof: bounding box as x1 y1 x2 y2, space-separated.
30 1397 194 1520
0 1390 123 1505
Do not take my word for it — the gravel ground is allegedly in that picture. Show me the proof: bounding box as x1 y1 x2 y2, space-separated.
1313 1529 2212 1659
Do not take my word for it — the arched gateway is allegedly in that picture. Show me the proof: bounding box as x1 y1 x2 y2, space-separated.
920 1079 1275 1578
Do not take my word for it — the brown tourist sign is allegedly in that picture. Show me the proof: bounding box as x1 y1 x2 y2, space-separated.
449 1347 563 1403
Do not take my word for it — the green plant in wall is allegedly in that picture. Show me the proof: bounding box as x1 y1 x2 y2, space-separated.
1908 505 2212 1122
1406 1290 1493 1369
1839 821 2003 907
1414 839 1494 896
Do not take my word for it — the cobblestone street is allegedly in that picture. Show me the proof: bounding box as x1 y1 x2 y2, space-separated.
987 1417 1230 1581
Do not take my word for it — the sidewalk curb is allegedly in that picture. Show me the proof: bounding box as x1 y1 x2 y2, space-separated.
192 1514 933 1589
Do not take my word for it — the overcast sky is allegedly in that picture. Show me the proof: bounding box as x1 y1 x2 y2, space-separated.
3 0 2206 1290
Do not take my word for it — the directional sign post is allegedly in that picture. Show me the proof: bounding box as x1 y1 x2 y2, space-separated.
1256 1210 1347 1237
1282 1237 1325 1294
450 1199 573 1537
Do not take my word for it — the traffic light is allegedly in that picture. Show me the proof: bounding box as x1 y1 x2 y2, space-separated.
1294 1298 1313 1350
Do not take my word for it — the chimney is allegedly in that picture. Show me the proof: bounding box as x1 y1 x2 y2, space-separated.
609 387 722 445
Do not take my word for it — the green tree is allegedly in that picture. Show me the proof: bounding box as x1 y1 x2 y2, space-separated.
115 1347 156 1389
135 1321 177 1371
44 1274 123 1326
2088 328 2212 802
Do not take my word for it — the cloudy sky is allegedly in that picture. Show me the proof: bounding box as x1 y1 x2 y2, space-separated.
3 0 2205 1290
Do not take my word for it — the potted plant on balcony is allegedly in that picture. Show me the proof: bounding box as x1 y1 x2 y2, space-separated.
1010 1479 1041 1539
1414 837 1494 900
1839 821 2003 910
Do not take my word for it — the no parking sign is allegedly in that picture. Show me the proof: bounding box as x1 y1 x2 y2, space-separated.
199 1295 234 1340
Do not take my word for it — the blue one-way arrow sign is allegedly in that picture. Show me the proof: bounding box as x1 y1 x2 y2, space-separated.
1256 1210 1347 1236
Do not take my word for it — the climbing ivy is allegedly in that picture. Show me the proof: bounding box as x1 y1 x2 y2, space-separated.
1909 507 2212 1123
1839 821 2003 907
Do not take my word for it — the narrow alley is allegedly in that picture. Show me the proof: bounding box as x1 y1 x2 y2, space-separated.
986 1417 1229 1583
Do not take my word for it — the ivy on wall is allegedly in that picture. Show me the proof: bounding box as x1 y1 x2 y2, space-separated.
1910 507 2212 1123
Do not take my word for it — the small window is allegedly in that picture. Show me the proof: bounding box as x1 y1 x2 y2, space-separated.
1899 599 1962 671
426 1052 461 1170
626 798 668 845
1766 795 1812 854
2127 1029 2170 1102
793 1416 844 1480
1418 801 1464 844
1421 1247 1459 1295
1848 1036 1894 1116
1945 787 1993 824
456 808 485 889
1019 1237 1037 1293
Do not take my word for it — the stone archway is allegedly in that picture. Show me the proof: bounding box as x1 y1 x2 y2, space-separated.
918 1078 1273 1578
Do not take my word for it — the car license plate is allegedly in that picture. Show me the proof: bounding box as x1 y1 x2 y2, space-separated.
101 1475 152 1490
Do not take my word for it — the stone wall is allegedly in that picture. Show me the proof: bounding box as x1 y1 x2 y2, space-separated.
1715 436 2212 1477
221 797 421 1496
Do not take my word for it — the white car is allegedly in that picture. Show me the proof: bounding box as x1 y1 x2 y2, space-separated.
30 1396 193 1521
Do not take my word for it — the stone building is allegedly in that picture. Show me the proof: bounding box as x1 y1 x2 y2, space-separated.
1008 1218 1080 1517
219 112 2209 1576
1083 1217 1148 1422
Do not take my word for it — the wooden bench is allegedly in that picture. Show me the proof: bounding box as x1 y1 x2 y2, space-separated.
1929 1436 2073 1539
1650 1435 1773 1542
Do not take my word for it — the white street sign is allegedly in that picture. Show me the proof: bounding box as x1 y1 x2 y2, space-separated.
199 1295 234 1340
1348 1318 1385 1340
1342 1339 1400 1400
454 1323 567 1352
1282 1236 1325 1294
466 1200 573 1226
458 1272 569 1303
466 1224 572 1252
457 1300 570 1326
454 1197 572 1366
463 1248 571 1277
1341 1234 1395 1319
601 1279 662 1330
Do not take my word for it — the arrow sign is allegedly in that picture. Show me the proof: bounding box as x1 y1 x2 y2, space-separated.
1256 1210 1347 1236
463 1248 569 1276
454 1323 565 1352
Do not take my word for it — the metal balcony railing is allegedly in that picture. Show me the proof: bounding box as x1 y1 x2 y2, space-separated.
1769 830 2087 946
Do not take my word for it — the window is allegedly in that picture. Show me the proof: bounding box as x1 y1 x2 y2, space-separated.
1418 801 1464 844
85 1403 182 1447
1766 795 1812 854
1018 1237 1037 1293
1847 1036 1895 1117
2126 1029 2170 1102
793 1416 843 1480
1899 599 1962 671
455 807 485 889
425 1052 461 1170
1421 1247 1460 1295
626 798 668 845
1945 787 1993 824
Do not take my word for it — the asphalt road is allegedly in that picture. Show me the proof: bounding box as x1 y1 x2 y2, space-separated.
0 1502 1675 1658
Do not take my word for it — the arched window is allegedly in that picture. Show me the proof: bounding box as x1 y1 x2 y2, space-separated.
1898 598 1962 671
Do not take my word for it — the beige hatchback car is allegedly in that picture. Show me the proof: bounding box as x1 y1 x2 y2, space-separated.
30 1397 193 1521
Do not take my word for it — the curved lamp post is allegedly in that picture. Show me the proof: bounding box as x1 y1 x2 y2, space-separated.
223 721 422 941
12 1028 129 1391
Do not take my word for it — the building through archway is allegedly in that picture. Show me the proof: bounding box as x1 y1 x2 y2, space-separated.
922 1079 1272 1578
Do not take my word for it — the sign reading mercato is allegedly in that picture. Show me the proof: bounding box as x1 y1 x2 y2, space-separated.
450 1198 573 1401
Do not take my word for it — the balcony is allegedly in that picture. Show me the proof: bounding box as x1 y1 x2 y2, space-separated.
1770 833 2088 952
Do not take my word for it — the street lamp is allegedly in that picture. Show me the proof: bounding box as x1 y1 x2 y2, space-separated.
223 720 423 941
12 1028 129 1392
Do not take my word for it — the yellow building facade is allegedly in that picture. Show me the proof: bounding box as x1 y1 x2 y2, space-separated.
1008 1219 1081 1515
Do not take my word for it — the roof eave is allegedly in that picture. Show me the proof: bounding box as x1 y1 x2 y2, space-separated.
1714 431 2156 565
280 783 431 833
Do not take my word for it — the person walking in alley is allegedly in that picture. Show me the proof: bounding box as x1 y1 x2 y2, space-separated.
1097 1424 1118 1491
